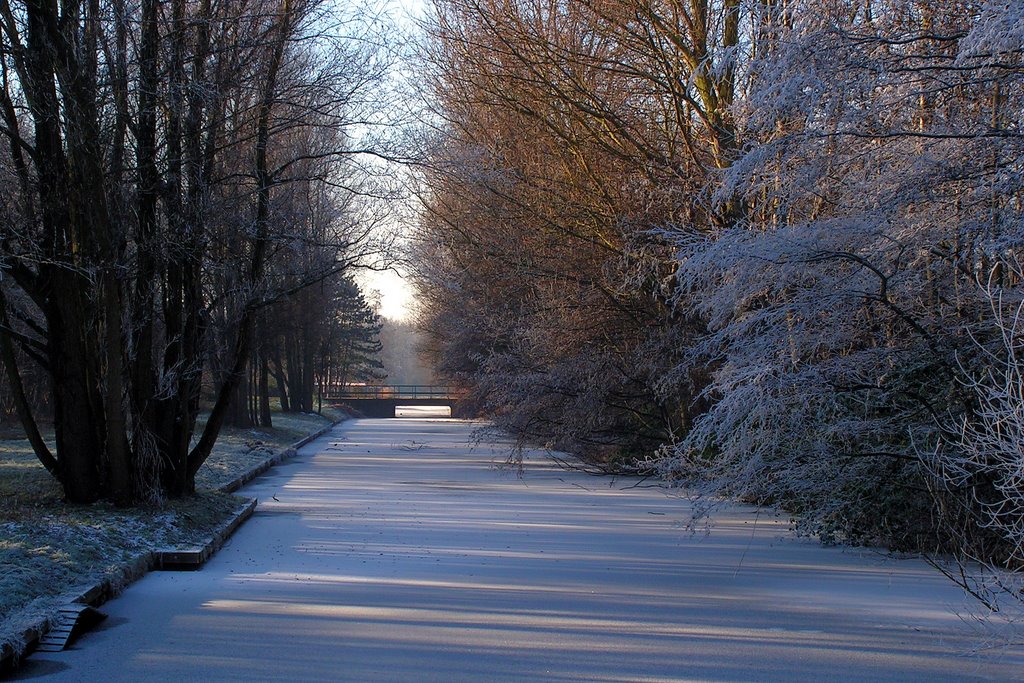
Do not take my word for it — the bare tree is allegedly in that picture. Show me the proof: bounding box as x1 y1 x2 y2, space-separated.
410 0 748 463
0 0 396 503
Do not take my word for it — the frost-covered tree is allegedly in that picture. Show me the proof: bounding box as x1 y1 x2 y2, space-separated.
0 0 394 503
412 0 1024 587
412 0 744 461
659 0 1024 552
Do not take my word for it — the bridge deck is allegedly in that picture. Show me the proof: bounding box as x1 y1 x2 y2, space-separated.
324 385 461 418
324 385 457 401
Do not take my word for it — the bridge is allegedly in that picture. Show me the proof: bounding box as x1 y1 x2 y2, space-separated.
324 384 462 418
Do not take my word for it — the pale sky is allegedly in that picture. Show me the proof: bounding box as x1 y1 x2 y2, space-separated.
355 0 426 322
360 267 414 321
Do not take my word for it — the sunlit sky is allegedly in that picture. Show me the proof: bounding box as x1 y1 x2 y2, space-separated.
355 0 427 322
360 266 414 321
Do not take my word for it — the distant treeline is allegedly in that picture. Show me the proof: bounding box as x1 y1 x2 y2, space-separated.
379 319 436 387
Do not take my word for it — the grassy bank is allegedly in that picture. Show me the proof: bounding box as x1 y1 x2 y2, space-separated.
0 408 346 657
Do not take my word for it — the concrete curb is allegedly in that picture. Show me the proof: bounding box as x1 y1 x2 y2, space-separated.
154 497 258 569
0 500 253 673
0 417 343 674
0 550 153 674
215 419 342 494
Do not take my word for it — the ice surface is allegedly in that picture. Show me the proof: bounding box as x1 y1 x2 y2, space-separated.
13 418 1024 682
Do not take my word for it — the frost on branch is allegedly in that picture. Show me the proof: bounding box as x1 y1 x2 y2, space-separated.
661 220 954 546
958 2 1024 61
932 272 1024 567
659 0 1024 551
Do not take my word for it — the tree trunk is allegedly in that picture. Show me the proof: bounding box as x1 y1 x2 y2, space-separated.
270 349 291 411
259 355 272 426
188 0 294 483
0 292 57 474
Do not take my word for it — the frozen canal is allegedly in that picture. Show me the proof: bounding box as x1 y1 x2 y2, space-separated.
14 414 1024 681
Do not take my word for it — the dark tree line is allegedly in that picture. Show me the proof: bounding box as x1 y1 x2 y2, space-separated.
249 275 384 425
0 0 394 503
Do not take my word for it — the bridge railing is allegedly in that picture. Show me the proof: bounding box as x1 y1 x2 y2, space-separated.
324 384 459 401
